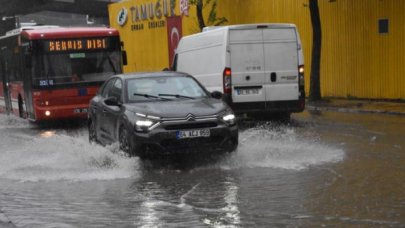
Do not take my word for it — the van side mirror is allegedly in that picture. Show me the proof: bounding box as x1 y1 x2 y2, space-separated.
171 54 178 71
104 96 121 106
211 91 223 99
122 51 128 66
25 54 32 68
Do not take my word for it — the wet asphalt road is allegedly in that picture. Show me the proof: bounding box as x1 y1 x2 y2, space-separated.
0 110 404 227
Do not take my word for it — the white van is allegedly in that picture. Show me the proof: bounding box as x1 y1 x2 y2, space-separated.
173 23 305 118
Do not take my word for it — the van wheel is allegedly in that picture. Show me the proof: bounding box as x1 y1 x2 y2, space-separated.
18 96 25 118
276 112 291 122
119 126 136 156
251 111 290 122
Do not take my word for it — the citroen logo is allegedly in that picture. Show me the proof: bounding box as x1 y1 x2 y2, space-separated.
186 113 196 121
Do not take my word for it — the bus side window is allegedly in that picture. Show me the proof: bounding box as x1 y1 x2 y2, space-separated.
21 41 32 69
24 46 32 69
9 50 18 82
15 50 23 81
25 54 32 68
0 57 3 82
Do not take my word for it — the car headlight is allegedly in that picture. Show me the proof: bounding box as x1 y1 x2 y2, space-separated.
134 113 160 132
136 120 153 127
223 114 235 121
220 110 236 126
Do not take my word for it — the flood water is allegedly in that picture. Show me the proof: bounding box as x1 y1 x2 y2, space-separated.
0 111 403 227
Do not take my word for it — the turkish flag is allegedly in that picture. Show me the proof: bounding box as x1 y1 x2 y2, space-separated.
166 16 182 68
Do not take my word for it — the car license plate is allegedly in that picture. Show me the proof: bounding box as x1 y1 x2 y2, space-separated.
237 88 260 95
176 129 210 139
74 108 88 114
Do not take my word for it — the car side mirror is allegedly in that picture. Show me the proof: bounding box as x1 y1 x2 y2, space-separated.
104 97 121 106
211 91 223 99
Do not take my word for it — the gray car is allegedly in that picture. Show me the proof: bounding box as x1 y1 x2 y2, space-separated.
88 72 238 157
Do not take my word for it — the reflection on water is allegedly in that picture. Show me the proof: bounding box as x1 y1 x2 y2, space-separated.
0 112 404 227
39 130 56 138
131 168 241 228
295 111 405 227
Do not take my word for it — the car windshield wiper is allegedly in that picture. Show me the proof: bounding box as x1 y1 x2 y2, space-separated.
133 93 171 100
158 94 195 100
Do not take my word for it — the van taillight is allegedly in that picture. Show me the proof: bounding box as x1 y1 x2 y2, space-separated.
298 65 304 86
223 68 232 94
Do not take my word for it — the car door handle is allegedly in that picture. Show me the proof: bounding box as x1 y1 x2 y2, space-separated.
271 72 277 82
103 109 108 113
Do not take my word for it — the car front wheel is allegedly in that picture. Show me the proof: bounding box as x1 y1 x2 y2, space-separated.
89 120 97 143
226 137 239 153
119 126 135 156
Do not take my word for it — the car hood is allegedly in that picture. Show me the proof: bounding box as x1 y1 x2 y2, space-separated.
125 98 227 118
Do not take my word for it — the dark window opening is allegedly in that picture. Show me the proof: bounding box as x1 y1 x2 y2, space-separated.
379 19 389 34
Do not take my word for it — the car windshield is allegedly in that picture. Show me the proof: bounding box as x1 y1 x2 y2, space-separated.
126 76 208 102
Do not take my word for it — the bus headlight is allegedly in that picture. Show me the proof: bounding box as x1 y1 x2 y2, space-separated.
45 111 51 116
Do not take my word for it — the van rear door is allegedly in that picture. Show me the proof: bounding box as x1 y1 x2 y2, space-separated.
263 28 299 102
229 29 266 103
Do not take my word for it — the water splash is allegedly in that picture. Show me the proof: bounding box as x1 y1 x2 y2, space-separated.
0 115 139 182
0 114 30 129
221 123 345 170
0 113 345 182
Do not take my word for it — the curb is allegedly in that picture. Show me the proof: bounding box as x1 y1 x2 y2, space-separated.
306 105 405 116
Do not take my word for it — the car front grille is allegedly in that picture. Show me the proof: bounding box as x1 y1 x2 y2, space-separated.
164 122 218 130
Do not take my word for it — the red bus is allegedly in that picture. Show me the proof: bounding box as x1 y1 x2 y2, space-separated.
0 26 125 121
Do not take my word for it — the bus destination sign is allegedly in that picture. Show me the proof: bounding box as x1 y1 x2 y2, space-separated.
45 38 109 52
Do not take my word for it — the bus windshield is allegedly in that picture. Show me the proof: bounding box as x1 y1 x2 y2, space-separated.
32 50 121 86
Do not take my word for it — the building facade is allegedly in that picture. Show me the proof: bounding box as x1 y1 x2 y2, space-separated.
109 0 405 100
